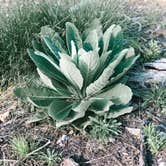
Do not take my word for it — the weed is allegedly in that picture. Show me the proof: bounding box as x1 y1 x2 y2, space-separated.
144 123 166 154
11 136 29 159
39 149 61 166
142 85 166 109
143 40 161 61
89 116 121 142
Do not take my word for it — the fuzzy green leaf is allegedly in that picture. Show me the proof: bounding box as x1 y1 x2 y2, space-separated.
59 53 83 90
56 100 92 128
28 96 58 108
37 68 73 96
52 33 67 53
110 48 139 84
105 25 123 54
79 49 99 87
86 49 128 96
71 40 78 64
66 22 83 54
97 83 132 105
89 98 114 115
14 88 27 100
42 37 60 61
103 24 116 53
28 49 68 84
108 106 133 118
84 29 99 52
48 99 72 121
37 68 56 91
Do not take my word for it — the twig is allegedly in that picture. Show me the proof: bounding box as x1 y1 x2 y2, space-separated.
82 154 123 166
0 159 18 163
23 139 51 160
15 139 51 165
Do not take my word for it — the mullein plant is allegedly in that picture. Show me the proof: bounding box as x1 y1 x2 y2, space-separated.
15 20 139 129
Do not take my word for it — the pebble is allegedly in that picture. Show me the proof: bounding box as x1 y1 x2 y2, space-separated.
57 134 70 147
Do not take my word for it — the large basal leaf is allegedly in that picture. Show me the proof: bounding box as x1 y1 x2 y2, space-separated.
108 106 133 119
83 19 103 54
59 54 83 90
66 22 83 54
32 40 45 53
111 55 139 84
71 40 78 64
40 26 67 53
110 48 139 84
48 99 73 121
103 24 116 53
107 25 123 55
84 29 99 53
99 25 123 72
42 37 60 61
28 49 68 84
79 49 99 87
52 33 67 53
96 83 132 105
98 50 112 74
37 67 73 97
89 98 114 115
28 96 59 108
37 68 56 91
51 79 73 97
82 19 103 41
56 100 92 128
14 87 27 100
86 49 128 96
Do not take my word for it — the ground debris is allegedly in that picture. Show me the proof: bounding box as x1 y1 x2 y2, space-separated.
60 158 79 166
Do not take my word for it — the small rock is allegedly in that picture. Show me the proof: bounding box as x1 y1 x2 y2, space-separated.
109 137 116 143
60 158 79 166
0 111 10 123
153 29 166 38
159 162 166 166
126 127 141 138
144 58 166 71
158 159 166 166
129 58 166 87
57 134 69 147
161 107 166 114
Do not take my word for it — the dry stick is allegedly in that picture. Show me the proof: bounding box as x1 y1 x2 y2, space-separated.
83 154 123 166
24 139 51 160
0 159 18 163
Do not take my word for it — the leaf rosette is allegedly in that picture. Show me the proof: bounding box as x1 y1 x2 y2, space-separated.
15 20 139 128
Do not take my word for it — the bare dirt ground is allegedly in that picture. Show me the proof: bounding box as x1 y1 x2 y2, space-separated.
0 86 165 166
